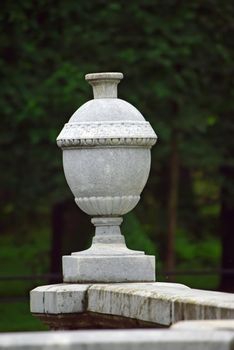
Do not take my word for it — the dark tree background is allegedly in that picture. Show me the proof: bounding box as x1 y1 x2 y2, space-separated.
0 2 234 327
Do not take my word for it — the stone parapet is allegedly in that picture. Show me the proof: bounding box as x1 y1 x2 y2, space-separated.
30 282 234 329
1 327 234 350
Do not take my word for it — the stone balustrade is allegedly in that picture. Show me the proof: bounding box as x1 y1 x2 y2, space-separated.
1 320 234 350
30 282 234 329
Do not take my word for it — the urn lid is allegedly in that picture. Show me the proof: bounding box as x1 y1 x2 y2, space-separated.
57 72 157 148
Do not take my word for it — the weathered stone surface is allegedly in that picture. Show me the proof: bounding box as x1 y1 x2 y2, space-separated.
88 283 234 325
63 255 155 283
30 285 49 314
30 282 234 329
85 72 123 99
31 282 234 327
56 72 157 283
171 288 234 322
92 284 234 325
0 329 234 350
30 284 90 314
87 283 190 326
172 319 234 331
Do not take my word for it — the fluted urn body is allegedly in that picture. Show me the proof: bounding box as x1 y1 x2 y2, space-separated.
57 72 157 282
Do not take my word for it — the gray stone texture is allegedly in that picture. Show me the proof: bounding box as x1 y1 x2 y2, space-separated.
30 284 90 314
0 329 234 350
30 282 234 327
172 319 234 331
63 255 155 283
56 72 157 283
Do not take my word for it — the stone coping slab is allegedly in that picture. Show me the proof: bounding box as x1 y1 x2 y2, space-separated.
1 329 234 350
172 320 234 331
30 282 234 327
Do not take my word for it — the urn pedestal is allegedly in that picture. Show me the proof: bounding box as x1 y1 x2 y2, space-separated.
57 72 157 282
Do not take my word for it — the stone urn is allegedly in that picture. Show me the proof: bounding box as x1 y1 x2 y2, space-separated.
57 72 157 282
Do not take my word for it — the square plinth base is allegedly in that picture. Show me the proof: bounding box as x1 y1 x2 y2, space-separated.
62 255 156 283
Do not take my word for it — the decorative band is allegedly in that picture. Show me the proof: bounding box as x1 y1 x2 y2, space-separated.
57 137 156 148
57 121 157 148
75 195 140 216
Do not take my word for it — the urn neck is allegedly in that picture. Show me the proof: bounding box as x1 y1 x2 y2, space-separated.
85 72 123 99
91 217 124 244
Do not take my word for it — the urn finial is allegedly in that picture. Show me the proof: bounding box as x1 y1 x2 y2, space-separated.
85 72 123 99
57 72 157 283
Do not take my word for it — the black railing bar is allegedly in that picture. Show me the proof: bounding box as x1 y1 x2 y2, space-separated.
0 274 62 281
161 269 234 276
0 296 28 303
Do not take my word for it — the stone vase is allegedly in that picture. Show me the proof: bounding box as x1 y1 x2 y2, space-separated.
57 72 157 282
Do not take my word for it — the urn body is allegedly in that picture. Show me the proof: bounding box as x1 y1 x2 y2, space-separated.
56 72 157 282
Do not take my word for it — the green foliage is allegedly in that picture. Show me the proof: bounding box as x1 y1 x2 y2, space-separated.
0 226 50 297
1 0 233 220
123 212 156 256
176 229 221 267
0 302 48 332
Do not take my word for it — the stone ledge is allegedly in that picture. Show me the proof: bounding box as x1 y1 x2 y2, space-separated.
1 328 234 350
30 284 89 314
30 282 234 328
172 320 234 331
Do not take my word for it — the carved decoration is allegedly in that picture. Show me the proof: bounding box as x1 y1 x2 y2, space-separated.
75 195 140 216
57 121 157 148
